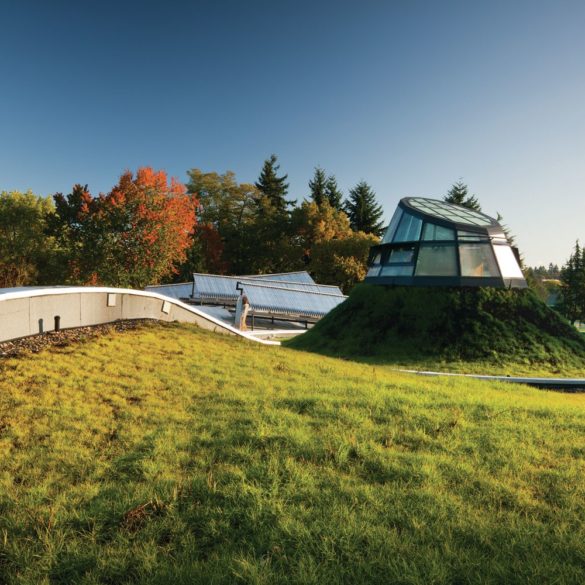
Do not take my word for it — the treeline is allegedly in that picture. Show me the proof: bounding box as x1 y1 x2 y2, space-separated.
0 156 385 292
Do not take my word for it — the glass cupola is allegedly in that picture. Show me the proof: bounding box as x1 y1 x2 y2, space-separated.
365 197 527 288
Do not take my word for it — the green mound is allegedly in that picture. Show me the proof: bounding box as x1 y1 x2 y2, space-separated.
287 284 585 371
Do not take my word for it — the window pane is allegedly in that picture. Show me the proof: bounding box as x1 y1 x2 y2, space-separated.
393 212 422 242
366 265 381 277
457 230 484 242
415 244 458 276
422 223 455 241
459 243 500 277
493 245 524 278
387 247 415 263
380 264 414 276
381 208 403 243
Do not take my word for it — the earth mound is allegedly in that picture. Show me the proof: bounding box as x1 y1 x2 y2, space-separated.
287 284 585 369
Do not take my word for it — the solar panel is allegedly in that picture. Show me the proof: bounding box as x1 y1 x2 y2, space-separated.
238 278 343 296
240 281 346 319
250 271 316 284
144 282 193 300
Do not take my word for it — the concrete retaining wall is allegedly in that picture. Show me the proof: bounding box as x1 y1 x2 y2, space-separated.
0 287 276 344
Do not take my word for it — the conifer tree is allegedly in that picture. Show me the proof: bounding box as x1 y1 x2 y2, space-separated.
444 180 481 211
325 175 344 211
254 154 292 214
345 181 384 237
560 241 585 324
309 167 328 207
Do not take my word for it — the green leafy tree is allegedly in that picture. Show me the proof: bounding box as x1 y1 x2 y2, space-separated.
444 180 481 211
0 190 57 286
559 241 585 325
308 167 328 207
345 181 384 236
325 175 344 210
185 169 259 274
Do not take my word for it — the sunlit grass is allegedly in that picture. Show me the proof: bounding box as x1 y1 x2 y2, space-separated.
1 322 585 584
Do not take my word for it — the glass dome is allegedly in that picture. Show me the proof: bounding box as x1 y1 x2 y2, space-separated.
365 197 527 288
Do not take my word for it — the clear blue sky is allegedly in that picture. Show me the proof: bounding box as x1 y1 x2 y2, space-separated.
1 0 584 267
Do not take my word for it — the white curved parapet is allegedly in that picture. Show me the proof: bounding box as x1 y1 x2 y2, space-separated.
0 286 280 345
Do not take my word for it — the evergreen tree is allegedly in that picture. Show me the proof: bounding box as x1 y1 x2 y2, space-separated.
444 180 481 211
309 167 328 207
254 154 292 214
560 241 585 325
345 181 384 237
325 175 344 210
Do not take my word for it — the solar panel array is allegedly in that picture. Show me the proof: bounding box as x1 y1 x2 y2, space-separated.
240 282 346 319
408 198 493 227
145 272 345 322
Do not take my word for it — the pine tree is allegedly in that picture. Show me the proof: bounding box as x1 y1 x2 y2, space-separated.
444 180 481 211
254 154 292 214
308 167 328 207
560 241 585 325
345 181 384 237
325 175 344 210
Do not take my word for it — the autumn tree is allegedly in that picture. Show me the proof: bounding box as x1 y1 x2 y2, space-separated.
345 181 384 236
444 180 481 211
310 231 379 292
51 168 197 288
0 190 57 287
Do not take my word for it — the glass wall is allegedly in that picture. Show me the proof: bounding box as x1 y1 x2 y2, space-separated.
381 208 403 244
459 244 500 277
493 245 524 278
422 223 455 241
415 244 458 276
393 212 422 243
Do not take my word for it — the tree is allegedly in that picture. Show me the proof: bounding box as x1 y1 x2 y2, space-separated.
293 200 352 248
310 231 379 292
254 154 292 214
325 175 344 210
185 169 259 274
308 167 328 207
559 241 585 325
0 191 57 287
50 168 197 288
345 181 384 236
444 180 481 211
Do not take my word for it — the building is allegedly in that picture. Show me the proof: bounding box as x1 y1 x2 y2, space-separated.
365 197 527 288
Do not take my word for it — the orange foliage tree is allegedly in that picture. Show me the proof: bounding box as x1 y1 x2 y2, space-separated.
51 168 197 288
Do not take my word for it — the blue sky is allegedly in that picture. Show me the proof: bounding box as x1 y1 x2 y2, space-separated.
1 0 584 266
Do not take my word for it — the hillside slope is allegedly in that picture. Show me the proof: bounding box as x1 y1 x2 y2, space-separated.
287 284 585 374
1 323 585 584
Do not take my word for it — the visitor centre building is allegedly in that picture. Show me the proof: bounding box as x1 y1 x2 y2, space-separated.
365 197 527 289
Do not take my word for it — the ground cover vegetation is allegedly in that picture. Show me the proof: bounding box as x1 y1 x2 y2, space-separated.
287 284 585 377
1 322 585 584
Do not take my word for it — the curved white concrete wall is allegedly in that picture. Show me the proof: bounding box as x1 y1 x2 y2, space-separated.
0 287 278 345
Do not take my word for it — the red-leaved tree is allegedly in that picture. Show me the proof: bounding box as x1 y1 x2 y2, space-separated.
51 168 197 288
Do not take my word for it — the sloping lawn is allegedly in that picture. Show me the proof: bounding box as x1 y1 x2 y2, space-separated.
1 323 584 584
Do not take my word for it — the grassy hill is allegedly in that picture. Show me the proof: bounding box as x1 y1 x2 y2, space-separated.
287 285 585 376
1 322 585 584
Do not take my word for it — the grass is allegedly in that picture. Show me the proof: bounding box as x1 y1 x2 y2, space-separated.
287 285 585 377
1 322 585 584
